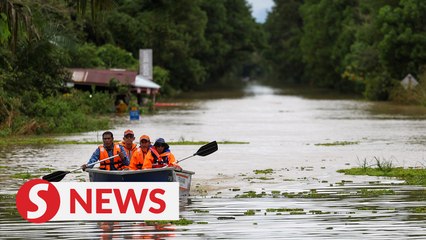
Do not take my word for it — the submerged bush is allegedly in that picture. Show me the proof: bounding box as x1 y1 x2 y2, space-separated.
0 90 114 135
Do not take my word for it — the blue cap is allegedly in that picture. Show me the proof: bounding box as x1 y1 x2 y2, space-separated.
154 138 169 149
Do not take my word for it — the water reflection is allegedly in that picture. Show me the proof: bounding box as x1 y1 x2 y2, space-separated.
97 221 176 240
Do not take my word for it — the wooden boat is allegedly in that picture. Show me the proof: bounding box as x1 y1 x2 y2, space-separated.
86 167 195 197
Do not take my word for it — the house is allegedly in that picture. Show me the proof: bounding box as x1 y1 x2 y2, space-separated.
67 68 160 105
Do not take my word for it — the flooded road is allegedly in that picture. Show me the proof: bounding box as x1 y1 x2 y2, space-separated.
1 83 426 239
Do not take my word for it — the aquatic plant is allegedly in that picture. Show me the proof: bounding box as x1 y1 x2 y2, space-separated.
235 191 267 198
315 141 359 146
357 189 395 197
193 209 210 213
253 169 274 174
374 157 393 173
338 165 426 186
410 207 426 213
266 208 304 212
244 210 256 215
11 172 35 180
145 218 194 226
309 210 331 214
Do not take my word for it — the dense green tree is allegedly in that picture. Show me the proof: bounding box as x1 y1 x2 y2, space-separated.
199 0 262 86
377 0 426 79
264 0 304 84
300 0 358 89
96 43 138 69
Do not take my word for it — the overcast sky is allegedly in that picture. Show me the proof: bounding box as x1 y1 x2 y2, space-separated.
246 0 274 23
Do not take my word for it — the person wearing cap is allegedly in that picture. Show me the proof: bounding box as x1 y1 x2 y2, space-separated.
119 129 138 161
129 135 152 170
82 131 129 171
143 138 182 170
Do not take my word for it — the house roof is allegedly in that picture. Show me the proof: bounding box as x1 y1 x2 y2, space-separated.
135 75 160 89
68 68 160 91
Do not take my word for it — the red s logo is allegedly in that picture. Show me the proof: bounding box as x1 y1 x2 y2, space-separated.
16 179 60 223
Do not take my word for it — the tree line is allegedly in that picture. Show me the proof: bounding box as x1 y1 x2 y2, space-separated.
1 0 425 136
264 0 426 102
0 0 262 136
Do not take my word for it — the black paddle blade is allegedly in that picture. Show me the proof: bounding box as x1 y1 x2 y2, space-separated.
195 141 218 156
42 171 71 182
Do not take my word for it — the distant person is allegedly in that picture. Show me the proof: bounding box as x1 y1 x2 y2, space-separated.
143 138 181 170
116 100 128 113
119 129 138 161
129 135 152 170
82 131 129 171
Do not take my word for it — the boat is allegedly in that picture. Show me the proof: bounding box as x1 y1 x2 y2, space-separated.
86 167 195 197
42 141 217 199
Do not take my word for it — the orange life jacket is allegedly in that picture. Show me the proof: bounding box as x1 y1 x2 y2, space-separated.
99 144 124 170
130 147 148 170
119 142 137 160
150 148 171 168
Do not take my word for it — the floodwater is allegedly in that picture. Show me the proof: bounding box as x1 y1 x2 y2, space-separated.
1 83 426 239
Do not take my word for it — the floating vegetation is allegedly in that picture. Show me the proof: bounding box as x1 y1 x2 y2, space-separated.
235 191 267 198
266 208 304 212
290 211 306 215
338 165 426 186
357 189 395 197
0 194 16 200
11 172 36 180
244 210 256 215
145 218 194 226
193 209 210 213
233 188 400 200
315 141 359 146
309 210 331 214
410 207 426 213
282 189 331 199
196 221 208 224
256 177 274 180
253 169 273 174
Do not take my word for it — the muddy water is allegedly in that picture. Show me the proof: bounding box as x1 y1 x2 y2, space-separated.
1 83 426 239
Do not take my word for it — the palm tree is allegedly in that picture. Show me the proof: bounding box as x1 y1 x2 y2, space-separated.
0 0 38 51
0 0 116 50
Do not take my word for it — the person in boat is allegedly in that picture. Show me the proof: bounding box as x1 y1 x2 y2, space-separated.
129 134 152 170
143 138 182 170
81 131 129 171
119 129 138 161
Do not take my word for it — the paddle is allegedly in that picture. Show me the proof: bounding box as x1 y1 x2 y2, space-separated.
176 141 218 163
42 154 119 182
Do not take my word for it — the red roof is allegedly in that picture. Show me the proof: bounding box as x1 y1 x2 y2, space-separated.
69 68 137 87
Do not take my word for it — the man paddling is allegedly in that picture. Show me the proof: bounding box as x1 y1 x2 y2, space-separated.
81 131 129 171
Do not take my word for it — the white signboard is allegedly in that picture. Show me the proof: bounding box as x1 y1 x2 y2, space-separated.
139 49 153 80
401 73 418 90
